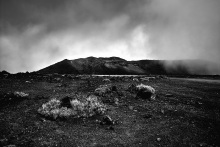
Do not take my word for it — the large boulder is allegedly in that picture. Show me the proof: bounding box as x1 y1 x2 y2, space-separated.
60 96 72 108
135 84 156 100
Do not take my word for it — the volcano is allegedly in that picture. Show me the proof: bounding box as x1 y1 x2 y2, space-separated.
37 56 220 75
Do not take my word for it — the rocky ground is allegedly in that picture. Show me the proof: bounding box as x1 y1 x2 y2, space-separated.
0 74 220 147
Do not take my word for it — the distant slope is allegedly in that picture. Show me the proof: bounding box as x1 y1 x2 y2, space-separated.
37 56 220 75
0 70 10 75
38 59 79 74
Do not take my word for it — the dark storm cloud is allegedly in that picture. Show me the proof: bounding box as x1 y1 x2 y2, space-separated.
0 0 220 73
0 0 151 73
1 0 147 35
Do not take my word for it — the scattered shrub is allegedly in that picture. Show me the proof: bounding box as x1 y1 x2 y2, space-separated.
38 99 62 119
94 85 111 96
0 92 29 109
38 95 107 120
102 78 111 83
83 95 107 116
14 91 29 97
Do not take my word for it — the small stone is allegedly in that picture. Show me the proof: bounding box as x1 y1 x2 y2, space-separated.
40 118 46 122
157 138 161 142
55 129 64 135
197 101 203 105
111 86 117 91
128 106 134 110
100 115 114 125
165 94 173 97
106 126 114 130
0 138 8 144
143 114 152 119
114 98 119 105
199 142 207 146
5 145 16 147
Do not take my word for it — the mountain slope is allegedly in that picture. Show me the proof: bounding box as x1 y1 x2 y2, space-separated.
37 57 220 75
38 59 79 74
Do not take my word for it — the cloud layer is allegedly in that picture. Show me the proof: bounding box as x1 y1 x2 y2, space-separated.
0 0 220 73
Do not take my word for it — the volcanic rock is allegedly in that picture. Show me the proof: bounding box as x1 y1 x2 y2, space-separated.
135 84 156 100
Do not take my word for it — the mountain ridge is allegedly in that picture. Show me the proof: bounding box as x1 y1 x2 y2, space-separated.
37 57 220 75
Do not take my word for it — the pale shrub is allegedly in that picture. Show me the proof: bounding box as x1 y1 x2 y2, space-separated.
38 95 106 119
14 91 29 97
38 99 61 118
94 84 111 96
83 95 106 116
70 99 85 111
59 107 76 118
136 84 155 93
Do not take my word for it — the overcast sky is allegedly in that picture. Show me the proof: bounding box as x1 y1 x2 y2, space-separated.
0 0 220 73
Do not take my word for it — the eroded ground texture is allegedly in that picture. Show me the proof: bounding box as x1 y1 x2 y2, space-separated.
0 75 220 147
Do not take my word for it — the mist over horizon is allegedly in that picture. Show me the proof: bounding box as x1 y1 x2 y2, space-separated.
1 0 220 74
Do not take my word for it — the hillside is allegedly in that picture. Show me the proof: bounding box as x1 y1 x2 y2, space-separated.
37 57 220 75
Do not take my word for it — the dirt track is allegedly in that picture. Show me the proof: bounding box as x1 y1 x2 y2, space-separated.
0 75 220 147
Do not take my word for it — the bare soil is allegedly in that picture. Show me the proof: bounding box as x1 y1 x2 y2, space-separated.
0 75 220 147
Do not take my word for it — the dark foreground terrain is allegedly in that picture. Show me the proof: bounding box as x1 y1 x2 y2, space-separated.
0 74 220 147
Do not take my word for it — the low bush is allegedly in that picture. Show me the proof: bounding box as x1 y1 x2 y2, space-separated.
14 91 29 97
94 85 112 96
127 83 156 100
38 95 107 120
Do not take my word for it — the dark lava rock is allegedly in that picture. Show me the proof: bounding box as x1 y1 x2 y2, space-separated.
87 80 91 86
142 114 153 119
136 90 153 100
60 96 72 108
127 84 137 93
0 92 29 109
106 126 114 130
111 85 117 91
165 94 173 97
100 115 114 125
135 84 156 100
117 91 124 96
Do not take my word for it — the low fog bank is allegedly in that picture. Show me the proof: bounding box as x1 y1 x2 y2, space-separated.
163 60 220 75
